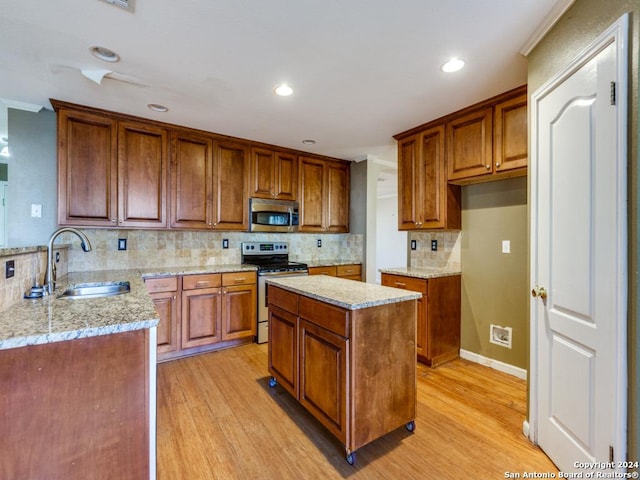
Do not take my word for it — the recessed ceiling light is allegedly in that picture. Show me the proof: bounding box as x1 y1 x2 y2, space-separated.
441 58 465 73
89 46 120 63
274 84 293 96
147 103 168 112
302 139 316 145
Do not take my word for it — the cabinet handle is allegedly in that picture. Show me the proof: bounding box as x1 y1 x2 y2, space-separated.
233 278 246 283
173 295 176 300
394 282 406 287
195 281 210 287
496 162 501 168
486 164 491 170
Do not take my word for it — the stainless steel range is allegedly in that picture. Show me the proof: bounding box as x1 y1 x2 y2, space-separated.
241 242 308 343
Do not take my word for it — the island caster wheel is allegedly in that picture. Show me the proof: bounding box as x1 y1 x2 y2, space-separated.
268 377 277 388
346 452 356 465
406 420 416 432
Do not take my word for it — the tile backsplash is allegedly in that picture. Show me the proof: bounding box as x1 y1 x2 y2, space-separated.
63 229 364 272
408 230 461 270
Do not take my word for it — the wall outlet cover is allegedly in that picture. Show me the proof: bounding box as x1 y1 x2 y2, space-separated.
118 239 127 251
222 239 229 249
410 240 417 250
317 239 322 248
431 239 438 251
5 260 15 278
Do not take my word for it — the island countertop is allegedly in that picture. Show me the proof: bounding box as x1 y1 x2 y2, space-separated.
379 266 461 279
266 274 421 310
0 269 159 351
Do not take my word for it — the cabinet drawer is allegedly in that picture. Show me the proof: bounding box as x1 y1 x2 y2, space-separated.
268 285 299 315
145 276 178 293
336 264 361 278
381 274 427 295
183 274 221 290
222 271 256 286
308 266 337 276
299 296 350 338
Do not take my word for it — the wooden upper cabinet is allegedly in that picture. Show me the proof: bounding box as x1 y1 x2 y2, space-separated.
494 92 528 173
299 156 349 233
398 127 460 230
213 141 249 230
170 131 214 230
118 121 168 228
57 108 118 226
171 135 248 231
250 148 297 200
446 107 493 181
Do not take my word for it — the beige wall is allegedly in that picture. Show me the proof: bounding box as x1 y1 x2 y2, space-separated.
460 177 528 369
527 0 640 461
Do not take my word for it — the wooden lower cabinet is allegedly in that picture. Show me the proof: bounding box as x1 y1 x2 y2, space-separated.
381 273 461 367
146 271 256 361
145 276 180 355
308 263 362 281
268 285 416 462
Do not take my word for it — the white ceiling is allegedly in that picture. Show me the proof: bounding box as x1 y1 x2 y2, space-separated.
1 0 562 165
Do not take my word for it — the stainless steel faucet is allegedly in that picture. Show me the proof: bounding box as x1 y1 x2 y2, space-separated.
45 227 92 295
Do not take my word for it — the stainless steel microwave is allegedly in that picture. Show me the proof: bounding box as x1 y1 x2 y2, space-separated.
249 198 299 233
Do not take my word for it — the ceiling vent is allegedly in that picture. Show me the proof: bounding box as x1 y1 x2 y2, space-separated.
99 0 135 12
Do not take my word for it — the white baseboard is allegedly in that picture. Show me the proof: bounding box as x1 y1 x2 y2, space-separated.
459 349 528 380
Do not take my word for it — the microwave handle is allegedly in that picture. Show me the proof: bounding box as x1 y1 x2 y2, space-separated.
288 207 293 232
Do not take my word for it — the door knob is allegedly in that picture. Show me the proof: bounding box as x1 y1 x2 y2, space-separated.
531 286 547 299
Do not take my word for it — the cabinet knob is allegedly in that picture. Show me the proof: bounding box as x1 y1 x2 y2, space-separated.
486 164 491 170
111 218 117 223
496 162 501 168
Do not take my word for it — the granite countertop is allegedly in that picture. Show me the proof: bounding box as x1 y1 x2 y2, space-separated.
379 266 462 280
0 264 255 351
267 274 421 310
301 259 361 268
140 264 257 278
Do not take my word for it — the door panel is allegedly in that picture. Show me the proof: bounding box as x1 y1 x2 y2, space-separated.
531 21 627 472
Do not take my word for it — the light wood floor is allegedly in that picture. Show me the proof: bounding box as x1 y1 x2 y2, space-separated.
157 344 558 479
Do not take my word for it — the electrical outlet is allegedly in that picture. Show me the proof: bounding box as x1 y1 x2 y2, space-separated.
317 239 322 248
431 239 438 251
222 239 229 249
410 240 417 250
55 252 60 263
502 240 511 254
5 260 15 278
118 239 127 251
31 204 42 218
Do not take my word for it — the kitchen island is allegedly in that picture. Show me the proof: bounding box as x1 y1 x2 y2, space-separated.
266 275 421 465
0 270 159 480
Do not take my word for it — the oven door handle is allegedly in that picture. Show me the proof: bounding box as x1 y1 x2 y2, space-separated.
259 270 309 277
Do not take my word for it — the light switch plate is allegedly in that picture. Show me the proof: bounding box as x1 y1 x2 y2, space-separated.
502 240 511 254
31 204 42 218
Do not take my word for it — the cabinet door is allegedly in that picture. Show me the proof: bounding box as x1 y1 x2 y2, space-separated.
181 287 221 349
298 156 325 232
150 291 179 355
268 305 298 398
325 160 349 232
494 93 528 173
298 318 348 443
57 109 118 226
446 107 493 181
397 135 422 230
221 284 257 341
118 121 168 228
250 147 275 199
213 141 249 230
170 132 214 229
274 151 297 200
420 125 446 228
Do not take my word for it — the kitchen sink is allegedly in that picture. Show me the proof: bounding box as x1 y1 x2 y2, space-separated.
59 281 130 299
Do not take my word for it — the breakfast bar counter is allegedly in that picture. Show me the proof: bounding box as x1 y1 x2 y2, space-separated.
266 275 420 465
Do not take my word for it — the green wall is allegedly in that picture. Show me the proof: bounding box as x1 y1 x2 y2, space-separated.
527 0 640 461
461 177 528 369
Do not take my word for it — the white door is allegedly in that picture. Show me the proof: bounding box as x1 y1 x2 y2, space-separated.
529 16 627 472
